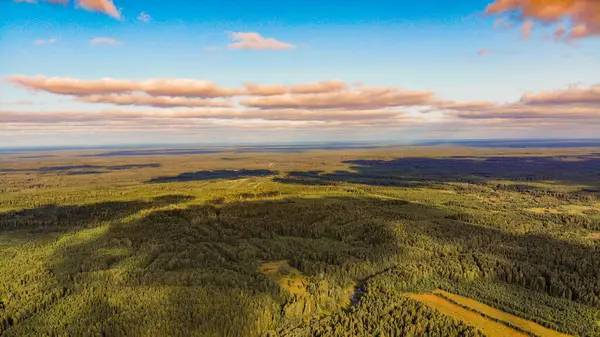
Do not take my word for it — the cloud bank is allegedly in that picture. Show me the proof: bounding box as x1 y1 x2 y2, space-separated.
4 75 599 141
486 0 600 40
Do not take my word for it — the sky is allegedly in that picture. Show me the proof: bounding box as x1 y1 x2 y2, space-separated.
0 0 599 147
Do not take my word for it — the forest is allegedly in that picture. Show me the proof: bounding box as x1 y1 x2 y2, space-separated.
1 144 600 336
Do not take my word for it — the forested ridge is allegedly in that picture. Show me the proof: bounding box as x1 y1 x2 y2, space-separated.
1 146 599 336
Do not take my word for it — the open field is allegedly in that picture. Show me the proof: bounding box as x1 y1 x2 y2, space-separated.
1 144 600 336
259 261 309 296
407 292 528 337
432 289 571 337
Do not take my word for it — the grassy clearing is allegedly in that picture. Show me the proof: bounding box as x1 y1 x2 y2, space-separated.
407 292 527 337
259 260 309 296
588 233 600 240
527 207 565 215
433 290 571 337
527 204 600 216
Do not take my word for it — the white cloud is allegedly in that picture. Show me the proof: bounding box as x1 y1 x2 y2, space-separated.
137 11 151 23
90 37 121 46
34 38 57 45
227 32 296 50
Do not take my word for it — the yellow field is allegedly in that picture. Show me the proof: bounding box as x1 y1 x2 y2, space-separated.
433 290 571 337
408 290 572 337
407 293 527 337
259 260 309 296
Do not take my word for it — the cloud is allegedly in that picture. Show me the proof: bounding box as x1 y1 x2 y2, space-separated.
485 0 600 40
434 101 496 111
76 94 233 108
137 11 150 23
14 0 121 19
449 105 600 121
228 32 296 50
8 75 596 129
521 20 534 39
4 78 600 141
90 37 121 46
5 75 350 100
34 38 57 45
477 48 494 56
0 108 405 124
243 80 347 96
553 25 566 41
0 100 33 106
78 0 120 19
241 87 434 110
493 18 513 29
437 84 600 122
5 75 242 98
521 84 600 106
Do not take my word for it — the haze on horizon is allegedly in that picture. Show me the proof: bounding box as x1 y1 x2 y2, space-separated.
1 0 599 147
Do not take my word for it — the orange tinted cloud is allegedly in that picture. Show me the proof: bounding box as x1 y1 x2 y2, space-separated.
78 0 120 19
241 87 434 110
521 20 534 39
477 48 494 56
138 79 242 98
432 83 600 125
228 32 296 50
439 84 600 121
243 80 347 96
6 75 242 98
521 84 600 105
494 18 514 29
450 105 600 120
76 94 233 108
14 0 120 19
435 101 496 110
486 0 600 39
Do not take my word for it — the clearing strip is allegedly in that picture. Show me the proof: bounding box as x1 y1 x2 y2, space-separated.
433 290 571 337
408 293 528 337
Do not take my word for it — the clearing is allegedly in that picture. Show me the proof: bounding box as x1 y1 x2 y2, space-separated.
433 290 570 337
259 260 309 296
588 233 600 240
408 290 570 337
527 204 600 216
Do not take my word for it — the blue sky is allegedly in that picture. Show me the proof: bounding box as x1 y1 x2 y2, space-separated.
1 0 599 146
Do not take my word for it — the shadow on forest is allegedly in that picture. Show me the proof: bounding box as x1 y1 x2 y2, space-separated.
275 155 600 190
0 194 194 233
0 163 161 174
146 169 277 184
3 195 597 335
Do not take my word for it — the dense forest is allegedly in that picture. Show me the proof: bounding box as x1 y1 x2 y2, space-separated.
1 145 600 336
